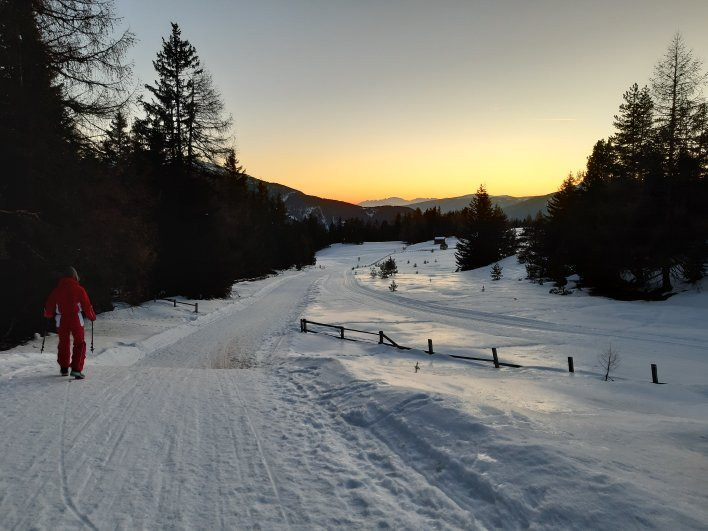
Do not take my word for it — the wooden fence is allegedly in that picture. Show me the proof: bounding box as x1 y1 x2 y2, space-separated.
155 297 199 313
300 318 664 382
300 318 521 368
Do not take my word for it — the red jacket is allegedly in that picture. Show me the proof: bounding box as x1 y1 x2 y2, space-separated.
44 277 96 328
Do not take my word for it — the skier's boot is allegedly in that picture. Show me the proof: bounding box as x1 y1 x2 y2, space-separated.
70 370 85 380
60 367 69 376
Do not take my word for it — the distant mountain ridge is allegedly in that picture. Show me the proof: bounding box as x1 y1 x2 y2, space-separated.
359 196 436 207
362 192 553 220
246 174 552 223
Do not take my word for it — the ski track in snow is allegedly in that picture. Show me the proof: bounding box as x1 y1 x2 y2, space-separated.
1 243 707 529
343 263 706 350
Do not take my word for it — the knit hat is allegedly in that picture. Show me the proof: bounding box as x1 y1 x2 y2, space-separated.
65 266 79 281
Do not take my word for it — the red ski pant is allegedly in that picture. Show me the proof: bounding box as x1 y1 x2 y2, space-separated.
57 320 86 372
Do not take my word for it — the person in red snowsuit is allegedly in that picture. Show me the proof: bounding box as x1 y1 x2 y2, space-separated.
44 266 96 379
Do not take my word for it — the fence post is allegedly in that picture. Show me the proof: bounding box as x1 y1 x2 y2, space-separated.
492 347 500 368
568 356 574 373
427 339 433 354
379 331 384 344
651 363 659 384
195 302 198 313
339 326 345 339
173 299 177 308
303 320 308 333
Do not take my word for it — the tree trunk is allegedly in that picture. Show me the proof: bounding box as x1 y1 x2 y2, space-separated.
661 265 672 291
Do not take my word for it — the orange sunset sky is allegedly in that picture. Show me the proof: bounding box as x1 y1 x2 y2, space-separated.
117 0 708 204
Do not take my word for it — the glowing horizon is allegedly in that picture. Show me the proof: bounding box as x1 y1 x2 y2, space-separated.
116 0 708 205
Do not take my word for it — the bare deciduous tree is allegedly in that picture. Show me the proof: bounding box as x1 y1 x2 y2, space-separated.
32 0 135 121
599 345 620 381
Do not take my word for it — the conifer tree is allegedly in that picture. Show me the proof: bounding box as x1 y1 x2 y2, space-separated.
650 33 706 290
455 185 514 271
490 262 503 281
143 23 231 169
101 110 131 165
651 33 706 177
612 83 655 179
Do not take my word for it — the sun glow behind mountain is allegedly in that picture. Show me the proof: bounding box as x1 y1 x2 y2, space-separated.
117 0 708 204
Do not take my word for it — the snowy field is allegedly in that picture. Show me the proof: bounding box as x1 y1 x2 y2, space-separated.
1 241 707 529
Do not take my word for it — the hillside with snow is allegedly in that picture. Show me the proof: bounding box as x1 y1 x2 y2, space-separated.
1 242 706 529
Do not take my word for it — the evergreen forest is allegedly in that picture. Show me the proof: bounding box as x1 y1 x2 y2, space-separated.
0 3 323 347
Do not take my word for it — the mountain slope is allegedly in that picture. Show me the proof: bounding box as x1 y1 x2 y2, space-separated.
245 176 413 224
246 174 552 223
359 197 436 207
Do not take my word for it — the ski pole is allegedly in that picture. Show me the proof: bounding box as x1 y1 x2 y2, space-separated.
40 317 46 354
90 320 94 353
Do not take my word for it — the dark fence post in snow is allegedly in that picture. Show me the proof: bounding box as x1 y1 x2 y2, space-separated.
173 299 177 308
379 331 384 344
195 302 199 313
339 326 345 339
303 320 308 333
427 339 434 354
651 364 659 384
568 356 574 373
492 348 500 368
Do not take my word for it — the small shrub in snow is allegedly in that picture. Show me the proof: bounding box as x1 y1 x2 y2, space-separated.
549 277 573 295
389 280 398 292
370 267 378 278
490 262 503 281
599 345 620 381
379 257 398 279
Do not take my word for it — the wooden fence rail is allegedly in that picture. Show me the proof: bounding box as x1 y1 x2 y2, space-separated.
156 297 199 313
299 318 664 382
300 318 519 368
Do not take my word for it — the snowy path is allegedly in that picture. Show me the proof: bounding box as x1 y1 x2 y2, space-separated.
0 271 477 529
2 242 707 529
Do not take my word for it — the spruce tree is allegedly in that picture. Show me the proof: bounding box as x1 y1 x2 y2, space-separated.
101 110 131 165
455 185 513 271
490 263 503 281
612 83 655 179
143 23 231 169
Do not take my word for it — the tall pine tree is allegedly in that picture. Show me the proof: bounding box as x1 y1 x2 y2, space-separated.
455 185 514 271
143 23 231 170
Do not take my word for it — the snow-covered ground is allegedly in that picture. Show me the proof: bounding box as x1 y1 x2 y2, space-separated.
1 241 707 529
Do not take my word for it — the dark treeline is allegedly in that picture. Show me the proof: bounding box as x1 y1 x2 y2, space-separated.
0 3 322 348
520 35 708 298
326 207 465 245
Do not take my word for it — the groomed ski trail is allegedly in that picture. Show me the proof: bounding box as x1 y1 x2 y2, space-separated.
0 270 480 529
